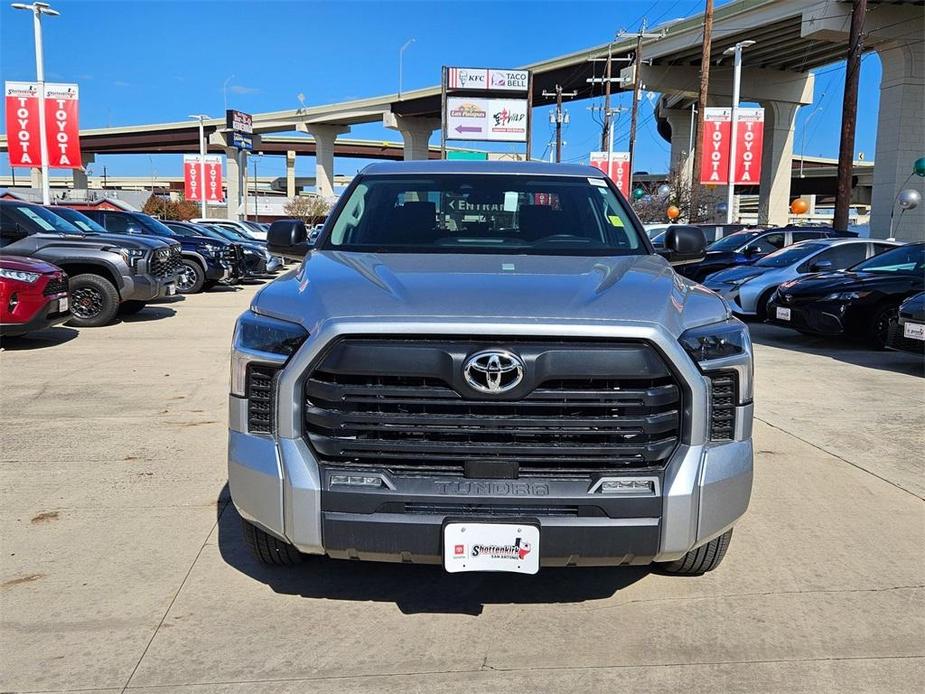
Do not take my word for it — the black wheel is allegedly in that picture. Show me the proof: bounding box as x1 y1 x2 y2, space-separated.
756 288 777 321
658 529 733 575
67 274 120 327
867 305 898 350
118 300 147 316
176 259 206 294
241 518 304 566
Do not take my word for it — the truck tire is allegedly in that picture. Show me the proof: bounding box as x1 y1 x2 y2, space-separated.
67 273 120 327
177 258 205 294
118 300 147 315
658 529 733 575
867 305 897 350
241 518 304 566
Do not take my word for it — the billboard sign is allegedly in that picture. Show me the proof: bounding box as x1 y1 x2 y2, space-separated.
231 131 253 151
589 151 630 197
4 81 42 167
699 107 765 185
447 96 528 142
446 67 530 92
226 109 252 134
43 83 81 169
184 155 224 202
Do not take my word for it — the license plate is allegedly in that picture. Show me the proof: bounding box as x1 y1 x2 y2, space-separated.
776 307 791 321
903 322 925 341
443 522 540 574
166 283 177 296
58 297 68 312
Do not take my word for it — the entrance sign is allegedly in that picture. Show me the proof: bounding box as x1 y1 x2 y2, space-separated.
43 83 81 169
226 109 253 151
441 66 532 157
590 151 630 197
4 82 42 167
447 97 528 143
184 154 224 202
699 107 764 185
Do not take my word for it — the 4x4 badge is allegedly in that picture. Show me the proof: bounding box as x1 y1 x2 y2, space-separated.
463 350 524 394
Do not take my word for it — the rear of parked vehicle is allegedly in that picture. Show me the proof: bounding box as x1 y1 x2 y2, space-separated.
0 256 69 337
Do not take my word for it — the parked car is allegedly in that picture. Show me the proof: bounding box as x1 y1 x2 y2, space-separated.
704 238 899 319
677 227 833 283
191 217 266 241
0 200 179 326
768 242 925 348
0 256 69 337
888 291 925 353
75 209 235 293
162 221 244 284
229 160 754 576
196 224 278 275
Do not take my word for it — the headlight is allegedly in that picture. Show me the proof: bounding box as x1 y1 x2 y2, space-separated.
824 291 870 301
679 318 753 403
0 267 41 283
230 311 309 396
201 243 222 257
111 247 145 266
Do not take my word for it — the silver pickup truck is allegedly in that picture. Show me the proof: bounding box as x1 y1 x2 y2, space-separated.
228 161 753 576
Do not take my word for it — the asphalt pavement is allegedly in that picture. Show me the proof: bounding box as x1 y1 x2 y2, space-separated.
1 282 922 693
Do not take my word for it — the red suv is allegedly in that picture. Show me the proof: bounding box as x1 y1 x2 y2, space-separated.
0 256 70 337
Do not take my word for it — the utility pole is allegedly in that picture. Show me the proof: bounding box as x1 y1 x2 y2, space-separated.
543 85 577 163
834 0 867 231
588 53 631 151
620 21 663 190
690 0 714 221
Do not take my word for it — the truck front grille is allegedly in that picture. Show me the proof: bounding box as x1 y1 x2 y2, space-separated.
708 371 737 441
150 247 181 278
303 337 683 476
246 364 278 433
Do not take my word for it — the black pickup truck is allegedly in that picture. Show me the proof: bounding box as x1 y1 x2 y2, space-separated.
0 200 180 327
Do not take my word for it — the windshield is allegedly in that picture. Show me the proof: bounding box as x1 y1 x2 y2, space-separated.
850 244 924 274
132 213 177 237
207 225 248 242
756 242 825 268
212 223 253 241
5 204 83 234
322 174 644 255
51 207 108 234
707 231 761 252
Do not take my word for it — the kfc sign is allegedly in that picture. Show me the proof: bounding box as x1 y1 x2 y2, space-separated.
4 82 42 167
699 107 764 185
43 83 81 168
184 155 224 203
589 151 631 197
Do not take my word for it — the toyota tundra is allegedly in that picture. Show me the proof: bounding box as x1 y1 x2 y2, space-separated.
228 161 754 575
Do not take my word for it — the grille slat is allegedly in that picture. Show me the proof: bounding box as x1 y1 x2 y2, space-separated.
709 371 738 441
246 364 278 434
150 247 181 279
42 275 68 296
303 338 683 476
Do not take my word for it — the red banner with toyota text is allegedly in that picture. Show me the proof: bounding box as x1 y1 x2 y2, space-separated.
733 108 764 185
184 155 224 202
699 107 731 185
589 151 630 197
43 83 81 168
4 81 43 167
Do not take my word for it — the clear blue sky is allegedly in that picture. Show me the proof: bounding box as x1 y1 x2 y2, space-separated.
1 0 882 182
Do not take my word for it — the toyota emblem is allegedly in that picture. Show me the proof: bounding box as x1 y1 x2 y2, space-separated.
463 350 525 394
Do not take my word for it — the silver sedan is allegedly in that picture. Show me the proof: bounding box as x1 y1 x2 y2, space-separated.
704 238 899 318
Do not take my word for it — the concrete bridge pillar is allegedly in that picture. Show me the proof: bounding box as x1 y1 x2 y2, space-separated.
757 100 799 227
383 113 440 160
72 153 94 189
870 38 924 240
300 124 350 198
224 149 245 220
664 107 695 183
286 150 297 198
30 168 42 190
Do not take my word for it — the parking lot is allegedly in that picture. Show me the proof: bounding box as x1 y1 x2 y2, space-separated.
1 283 922 693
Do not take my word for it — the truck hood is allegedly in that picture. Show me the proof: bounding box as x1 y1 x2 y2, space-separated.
253 251 728 338
83 233 177 251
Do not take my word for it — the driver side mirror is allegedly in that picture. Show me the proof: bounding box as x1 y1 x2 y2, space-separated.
743 245 760 257
268 219 311 261
811 259 833 272
658 225 706 266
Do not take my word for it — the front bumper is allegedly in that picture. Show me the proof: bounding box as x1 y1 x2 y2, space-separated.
767 298 846 335
0 295 70 336
121 273 179 302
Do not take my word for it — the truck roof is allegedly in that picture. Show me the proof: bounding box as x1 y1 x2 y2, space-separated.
360 160 605 177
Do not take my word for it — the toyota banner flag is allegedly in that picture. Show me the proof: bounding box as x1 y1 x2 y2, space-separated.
589 152 631 197
184 155 224 203
4 81 82 169
699 107 764 186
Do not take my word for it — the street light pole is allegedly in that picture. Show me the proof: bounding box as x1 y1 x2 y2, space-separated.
398 38 415 99
188 114 210 218
723 40 756 224
12 1 60 205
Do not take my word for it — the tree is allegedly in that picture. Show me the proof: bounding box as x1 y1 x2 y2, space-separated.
630 168 725 224
142 194 199 221
284 195 330 224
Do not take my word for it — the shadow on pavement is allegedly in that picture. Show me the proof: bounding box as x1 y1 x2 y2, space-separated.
119 306 177 323
215 484 649 616
148 295 186 305
0 326 80 350
749 322 924 378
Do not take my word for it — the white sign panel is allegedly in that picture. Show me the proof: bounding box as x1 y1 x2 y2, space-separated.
447 96 528 142
447 67 529 92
